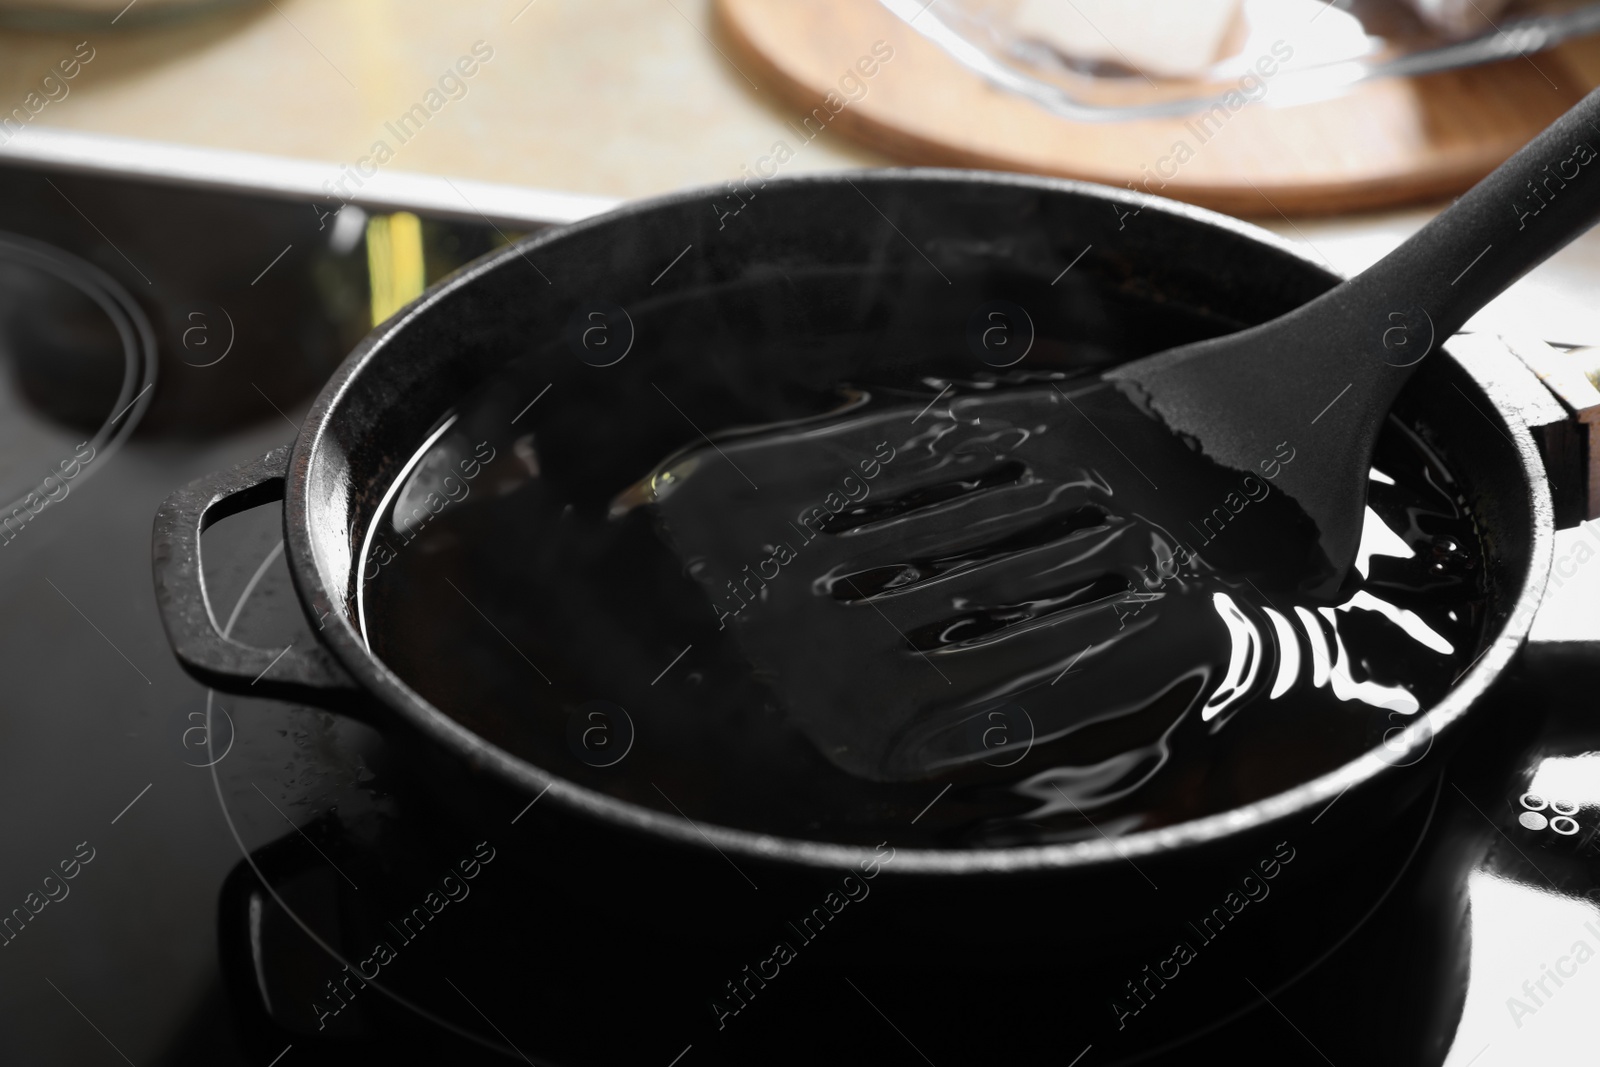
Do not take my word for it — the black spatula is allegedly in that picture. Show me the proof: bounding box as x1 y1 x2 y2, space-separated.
1111 87 1600 594
640 90 1600 785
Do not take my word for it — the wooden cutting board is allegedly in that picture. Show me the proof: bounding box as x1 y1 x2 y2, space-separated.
715 0 1600 216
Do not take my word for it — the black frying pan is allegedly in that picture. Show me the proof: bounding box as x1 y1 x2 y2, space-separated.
151 171 1557 954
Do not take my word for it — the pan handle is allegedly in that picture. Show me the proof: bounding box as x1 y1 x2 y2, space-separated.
153 445 362 711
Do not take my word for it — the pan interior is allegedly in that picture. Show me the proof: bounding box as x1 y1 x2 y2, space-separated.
313 179 1514 850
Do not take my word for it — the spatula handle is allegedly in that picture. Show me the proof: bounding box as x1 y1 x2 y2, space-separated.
1356 86 1600 345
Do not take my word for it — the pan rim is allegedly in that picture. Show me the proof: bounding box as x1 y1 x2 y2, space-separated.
285 168 1555 875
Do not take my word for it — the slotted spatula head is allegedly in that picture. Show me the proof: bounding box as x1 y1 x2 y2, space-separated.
640 381 1318 781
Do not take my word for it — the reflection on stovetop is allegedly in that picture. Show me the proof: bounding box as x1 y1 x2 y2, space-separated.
0 159 512 1065
1 156 1598 1065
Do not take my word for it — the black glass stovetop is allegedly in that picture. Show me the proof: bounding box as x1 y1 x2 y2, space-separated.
2 158 1599 1067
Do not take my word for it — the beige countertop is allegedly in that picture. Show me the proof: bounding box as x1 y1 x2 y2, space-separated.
1 0 1597 345
0 0 883 198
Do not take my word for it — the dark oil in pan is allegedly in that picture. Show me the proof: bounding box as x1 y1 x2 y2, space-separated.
356 267 1488 849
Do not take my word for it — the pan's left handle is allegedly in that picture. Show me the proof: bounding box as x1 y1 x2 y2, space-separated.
152 445 362 711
